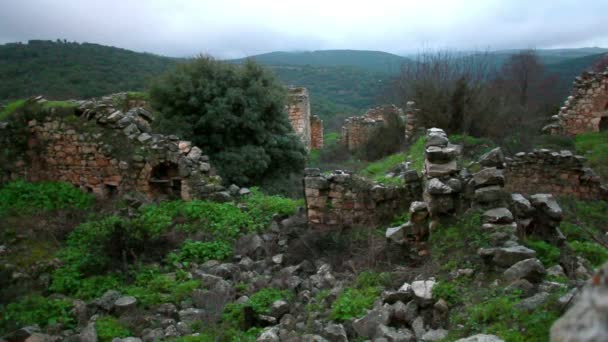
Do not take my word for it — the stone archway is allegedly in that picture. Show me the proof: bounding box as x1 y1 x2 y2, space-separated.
600 116 608 132
149 162 182 199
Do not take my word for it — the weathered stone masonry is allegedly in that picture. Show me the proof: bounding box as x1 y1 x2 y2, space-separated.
544 68 608 135
286 87 323 151
304 169 422 230
0 94 228 201
504 149 608 200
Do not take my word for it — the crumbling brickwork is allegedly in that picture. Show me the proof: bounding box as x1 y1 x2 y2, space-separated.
303 169 422 230
0 95 229 201
504 149 608 200
286 87 323 151
340 104 410 151
310 115 324 149
544 69 608 135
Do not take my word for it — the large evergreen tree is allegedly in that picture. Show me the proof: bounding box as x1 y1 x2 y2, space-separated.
150 57 306 185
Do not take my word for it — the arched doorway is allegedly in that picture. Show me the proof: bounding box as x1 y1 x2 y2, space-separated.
600 116 608 132
149 162 182 199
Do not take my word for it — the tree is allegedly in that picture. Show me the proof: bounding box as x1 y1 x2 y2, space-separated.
149 57 307 185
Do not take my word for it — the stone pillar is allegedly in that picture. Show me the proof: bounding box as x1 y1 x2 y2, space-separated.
287 87 312 151
404 101 420 144
310 115 324 149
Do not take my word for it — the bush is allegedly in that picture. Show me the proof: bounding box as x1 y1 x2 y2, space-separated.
0 99 25 121
150 57 307 185
223 288 292 329
95 316 131 342
0 180 94 216
122 267 200 308
432 282 461 306
242 187 302 230
525 239 560 267
330 272 388 321
0 295 75 335
569 241 608 267
169 239 233 264
430 211 488 268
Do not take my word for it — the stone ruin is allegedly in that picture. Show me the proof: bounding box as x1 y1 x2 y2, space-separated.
286 87 324 151
340 102 420 152
0 94 237 201
544 67 608 135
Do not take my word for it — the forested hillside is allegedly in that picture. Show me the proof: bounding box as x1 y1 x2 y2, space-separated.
0 40 179 100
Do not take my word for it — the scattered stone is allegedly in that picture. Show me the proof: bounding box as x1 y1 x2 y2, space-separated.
411 280 435 306
510 194 534 217
352 305 391 338
456 334 504 342
422 329 448 341
473 167 505 188
516 292 550 311
385 225 404 244
95 290 121 311
546 265 566 279
530 194 563 220
114 296 137 314
257 326 280 342
323 323 348 342
270 300 289 319
375 324 415 342
503 258 546 283
479 245 536 268
479 148 505 168
482 208 513 224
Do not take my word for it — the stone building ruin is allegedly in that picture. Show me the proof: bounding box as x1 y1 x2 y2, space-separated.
544 68 608 135
286 87 324 151
340 103 420 152
0 94 231 201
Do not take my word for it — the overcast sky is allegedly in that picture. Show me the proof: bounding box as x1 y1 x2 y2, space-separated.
1 0 607 58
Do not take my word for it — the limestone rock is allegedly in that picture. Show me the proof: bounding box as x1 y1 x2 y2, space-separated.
474 186 506 204
386 225 405 244
479 245 536 268
426 146 459 163
422 329 448 341
482 208 514 224
113 296 137 314
323 323 348 342
412 280 435 306
456 334 504 342
374 324 415 342
425 128 449 147
352 305 391 338
510 193 534 217
473 167 505 188
530 194 563 220
427 178 453 195
425 160 459 177
503 258 546 283
479 147 505 168
391 300 418 324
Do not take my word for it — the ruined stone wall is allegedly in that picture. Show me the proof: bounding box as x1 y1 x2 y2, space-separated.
304 169 422 230
287 87 312 150
0 95 228 201
340 104 411 151
544 69 608 135
310 115 324 149
504 149 608 200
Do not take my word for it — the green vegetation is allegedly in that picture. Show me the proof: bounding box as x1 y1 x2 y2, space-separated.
525 239 561 267
430 211 488 270
0 40 178 101
0 99 25 120
450 290 562 341
0 180 94 216
150 56 306 185
569 241 608 267
574 131 608 180
122 268 200 308
0 295 75 335
432 281 462 306
96 316 131 342
223 288 292 329
168 240 233 264
330 271 390 320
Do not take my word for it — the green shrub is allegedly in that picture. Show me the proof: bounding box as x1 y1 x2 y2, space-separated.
95 316 131 342
122 267 200 307
0 99 25 121
0 295 75 335
170 239 233 264
430 211 488 268
330 286 380 321
569 241 608 267
575 131 608 180
432 282 461 306
525 239 560 267
222 288 292 328
0 180 94 216
242 187 302 230
150 57 307 185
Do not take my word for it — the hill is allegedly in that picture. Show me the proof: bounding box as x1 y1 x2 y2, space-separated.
230 49 409 73
547 52 608 99
0 40 180 101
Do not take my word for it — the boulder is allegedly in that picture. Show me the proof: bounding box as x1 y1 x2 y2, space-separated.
352 305 391 338
386 225 405 244
257 326 280 342
382 283 413 304
503 258 546 283
425 128 449 147
235 234 266 259
456 334 504 342
530 194 563 221
422 329 448 341
95 290 121 311
478 147 505 168
516 292 550 311
412 280 435 306
551 262 608 341
80 322 98 342
482 208 513 224
510 193 534 218
474 186 506 204
479 245 536 268
426 146 459 163
427 178 453 195
270 300 290 319
391 300 418 324
113 296 137 314
374 324 415 342
473 168 505 188
425 160 459 177
323 323 348 342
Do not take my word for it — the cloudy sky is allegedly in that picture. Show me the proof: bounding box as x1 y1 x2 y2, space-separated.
1 0 607 58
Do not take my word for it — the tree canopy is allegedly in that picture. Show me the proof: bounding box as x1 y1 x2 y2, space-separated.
149 57 307 185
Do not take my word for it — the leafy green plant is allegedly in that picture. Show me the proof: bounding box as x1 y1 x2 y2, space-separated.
569 241 608 267
430 211 488 268
122 267 200 307
0 295 75 335
0 99 25 121
0 180 94 216
170 239 233 264
432 282 461 306
95 316 131 342
242 187 302 230
330 271 388 321
222 288 292 329
575 131 608 180
525 239 560 267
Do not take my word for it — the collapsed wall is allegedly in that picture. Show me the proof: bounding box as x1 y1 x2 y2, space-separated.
544 68 608 135
503 149 608 200
340 103 420 152
303 168 422 230
286 87 323 151
0 94 229 201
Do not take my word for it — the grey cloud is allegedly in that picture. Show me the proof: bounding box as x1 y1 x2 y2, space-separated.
0 0 607 58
